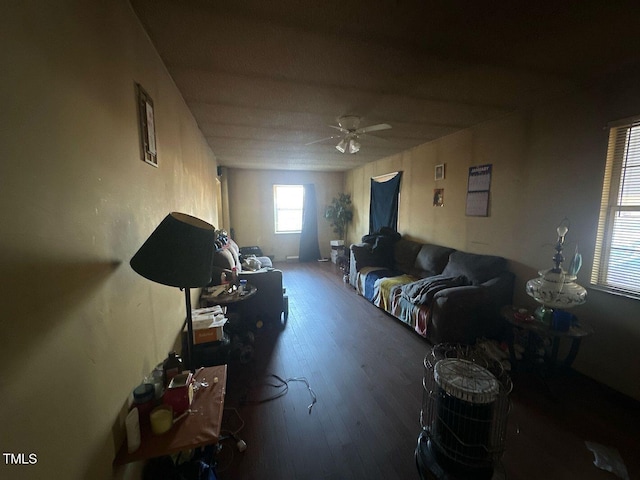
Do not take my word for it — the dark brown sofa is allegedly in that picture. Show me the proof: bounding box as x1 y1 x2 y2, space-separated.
349 237 514 344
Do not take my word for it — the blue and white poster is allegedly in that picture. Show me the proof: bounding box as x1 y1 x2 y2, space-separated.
466 164 492 216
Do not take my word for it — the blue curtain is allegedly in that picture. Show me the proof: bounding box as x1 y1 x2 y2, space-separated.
299 184 321 262
369 172 402 233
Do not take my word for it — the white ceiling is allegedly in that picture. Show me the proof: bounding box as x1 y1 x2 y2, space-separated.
130 0 640 172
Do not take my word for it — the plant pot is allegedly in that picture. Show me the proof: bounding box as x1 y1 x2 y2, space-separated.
330 240 345 264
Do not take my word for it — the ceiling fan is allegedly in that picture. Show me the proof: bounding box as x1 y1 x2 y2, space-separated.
306 115 392 154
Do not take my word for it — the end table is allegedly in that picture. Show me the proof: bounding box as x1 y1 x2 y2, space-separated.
113 365 227 466
501 305 593 371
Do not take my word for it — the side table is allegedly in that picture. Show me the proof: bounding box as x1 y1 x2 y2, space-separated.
200 284 260 364
200 283 257 307
501 305 593 371
113 365 227 466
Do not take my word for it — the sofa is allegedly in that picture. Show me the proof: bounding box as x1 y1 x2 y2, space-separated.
349 236 514 344
205 239 286 328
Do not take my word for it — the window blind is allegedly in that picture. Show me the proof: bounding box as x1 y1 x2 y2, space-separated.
591 117 640 297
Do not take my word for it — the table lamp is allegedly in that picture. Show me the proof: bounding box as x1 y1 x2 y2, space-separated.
130 212 215 370
525 218 587 325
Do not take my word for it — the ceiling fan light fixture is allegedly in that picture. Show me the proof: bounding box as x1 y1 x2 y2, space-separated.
338 115 360 131
316 115 391 154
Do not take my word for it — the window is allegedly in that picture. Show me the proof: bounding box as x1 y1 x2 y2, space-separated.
274 185 304 233
592 116 640 297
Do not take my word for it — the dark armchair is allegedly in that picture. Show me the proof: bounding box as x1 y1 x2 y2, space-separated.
207 239 286 328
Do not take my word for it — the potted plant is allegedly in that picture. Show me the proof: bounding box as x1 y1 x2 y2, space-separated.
325 193 353 263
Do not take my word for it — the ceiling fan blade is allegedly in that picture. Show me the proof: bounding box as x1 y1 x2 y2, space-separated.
305 135 341 146
328 125 349 134
359 132 389 143
356 123 392 134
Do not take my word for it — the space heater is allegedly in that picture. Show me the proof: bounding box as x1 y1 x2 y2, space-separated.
416 344 512 480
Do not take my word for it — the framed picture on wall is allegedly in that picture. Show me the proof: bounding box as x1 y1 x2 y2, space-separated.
435 164 445 181
433 188 444 207
137 83 157 167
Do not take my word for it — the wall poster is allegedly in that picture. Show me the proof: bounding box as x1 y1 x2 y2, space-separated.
465 164 492 216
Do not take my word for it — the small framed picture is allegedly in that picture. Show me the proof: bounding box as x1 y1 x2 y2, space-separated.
433 188 444 207
137 83 157 167
435 163 445 181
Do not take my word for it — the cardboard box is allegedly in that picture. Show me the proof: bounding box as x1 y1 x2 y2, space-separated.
192 305 224 316
184 316 227 344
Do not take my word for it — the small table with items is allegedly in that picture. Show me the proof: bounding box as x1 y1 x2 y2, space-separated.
199 283 259 365
501 305 594 371
200 283 257 307
113 365 227 466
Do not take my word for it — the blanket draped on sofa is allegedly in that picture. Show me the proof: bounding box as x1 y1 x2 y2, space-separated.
373 274 416 311
400 274 470 305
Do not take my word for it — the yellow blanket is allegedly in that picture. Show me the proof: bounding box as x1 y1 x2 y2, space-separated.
373 275 416 312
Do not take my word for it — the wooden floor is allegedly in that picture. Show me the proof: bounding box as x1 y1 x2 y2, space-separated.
215 261 639 480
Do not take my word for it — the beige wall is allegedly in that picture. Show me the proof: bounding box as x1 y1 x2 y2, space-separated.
346 80 640 401
3 3 638 478
0 1 218 479
225 169 345 261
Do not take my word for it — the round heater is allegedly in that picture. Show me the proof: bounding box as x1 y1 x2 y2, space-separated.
418 344 512 480
431 358 500 475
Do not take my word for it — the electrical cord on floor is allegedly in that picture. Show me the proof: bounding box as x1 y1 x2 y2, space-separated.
241 373 317 414
216 376 317 472
216 407 247 473
220 407 245 438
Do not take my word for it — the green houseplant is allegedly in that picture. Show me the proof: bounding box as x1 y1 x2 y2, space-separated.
325 193 353 242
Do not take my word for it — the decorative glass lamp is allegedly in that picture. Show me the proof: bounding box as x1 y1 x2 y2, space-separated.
525 219 587 324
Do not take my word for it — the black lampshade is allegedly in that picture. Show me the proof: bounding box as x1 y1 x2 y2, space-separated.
130 212 215 288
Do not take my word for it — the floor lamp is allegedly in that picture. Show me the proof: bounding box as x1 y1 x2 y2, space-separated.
130 212 215 370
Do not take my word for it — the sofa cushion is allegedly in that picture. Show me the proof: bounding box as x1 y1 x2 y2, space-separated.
441 251 508 285
411 244 456 277
393 239 423 274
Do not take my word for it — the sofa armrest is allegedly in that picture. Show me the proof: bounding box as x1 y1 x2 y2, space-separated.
430 285 505 344
237 269 284 324
350 243 384 271
433 284 483 301
480 271 515 309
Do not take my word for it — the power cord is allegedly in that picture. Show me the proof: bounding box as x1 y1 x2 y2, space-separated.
241 373 317 414
219 407 246 447
216 407 247 472
216 376 318 472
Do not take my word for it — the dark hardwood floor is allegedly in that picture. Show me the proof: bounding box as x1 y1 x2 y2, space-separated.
215 261 639 480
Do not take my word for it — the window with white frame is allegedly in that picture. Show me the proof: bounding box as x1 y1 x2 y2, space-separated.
273 185 304 234
591 116 640 298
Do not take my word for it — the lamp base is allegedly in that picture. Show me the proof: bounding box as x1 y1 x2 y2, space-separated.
533 305 553 325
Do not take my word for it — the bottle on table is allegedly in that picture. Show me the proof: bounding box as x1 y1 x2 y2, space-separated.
162 351 183 387
231 267 238 287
